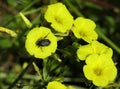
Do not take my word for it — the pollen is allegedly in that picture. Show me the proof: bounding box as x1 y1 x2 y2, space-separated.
79 32 86 37
54 17 63 24
94 68 102 76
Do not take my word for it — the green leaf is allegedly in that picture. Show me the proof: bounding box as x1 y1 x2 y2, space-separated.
32 62 42 80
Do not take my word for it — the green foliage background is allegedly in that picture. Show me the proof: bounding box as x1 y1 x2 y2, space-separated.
0 0 120 89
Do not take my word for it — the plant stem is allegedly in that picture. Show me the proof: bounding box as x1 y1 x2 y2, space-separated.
8 58 34 89
63 0 84 17
21 0 39 12
23 7 41 15
32 13 42 25
96 29 120 54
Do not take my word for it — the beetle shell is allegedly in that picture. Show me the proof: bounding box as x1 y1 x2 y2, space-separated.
36 39 51 47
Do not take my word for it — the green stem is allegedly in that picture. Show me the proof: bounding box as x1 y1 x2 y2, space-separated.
42 59 48 81
21 0 39 12
96 29 120 54
8 58 34 89
32 62 43 80
23 7 41 15
32 12 42 25
63 0 84 17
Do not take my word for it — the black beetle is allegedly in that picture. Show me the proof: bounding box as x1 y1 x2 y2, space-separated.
36 39 51 47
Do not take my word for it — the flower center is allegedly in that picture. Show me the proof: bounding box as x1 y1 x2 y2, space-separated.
79 32 86 37
94 68 102 76
55 17 62 24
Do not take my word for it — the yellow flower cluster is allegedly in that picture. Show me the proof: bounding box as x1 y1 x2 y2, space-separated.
77 41 117 86
25 2 117 87
26 2 98 59
44 3 98 43
44 3 117 86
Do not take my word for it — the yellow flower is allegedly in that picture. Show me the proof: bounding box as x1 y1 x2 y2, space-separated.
77 41 113 60
83 54 117 86
67 86 75 89
44 3 73 33
25 27 57 59
72 17 98 43
47 81 67 89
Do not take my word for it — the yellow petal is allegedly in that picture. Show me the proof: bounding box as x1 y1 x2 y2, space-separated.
77 44 93 60
102 65 117 81
82 31 98 43
91 41 113 57
47 81 67 89
77 41 113 61
83 65 95 80
93 76 108 86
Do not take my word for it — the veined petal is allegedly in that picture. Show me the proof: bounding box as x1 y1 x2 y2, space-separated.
77 41 113 61
83 65 95 80
77 44 93 60
93 76 108 86
91 41 113 57
47 81 67 89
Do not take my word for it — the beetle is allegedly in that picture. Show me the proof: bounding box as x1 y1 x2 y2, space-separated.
36 33 51 47
36 39 51 47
